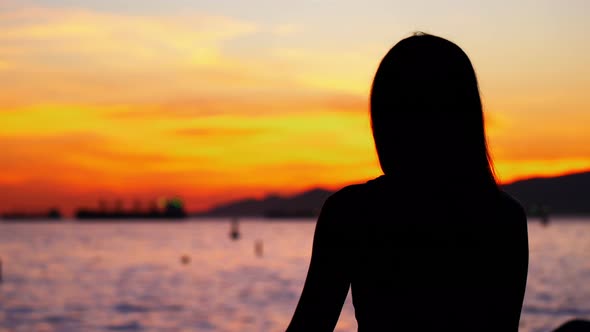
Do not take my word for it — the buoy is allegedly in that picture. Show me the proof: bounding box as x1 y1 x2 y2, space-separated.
255 240 263 257
180 254 191 265
230 218 240 240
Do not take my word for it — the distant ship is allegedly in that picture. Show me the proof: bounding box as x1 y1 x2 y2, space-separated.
76 198 187 221
1 209 62 221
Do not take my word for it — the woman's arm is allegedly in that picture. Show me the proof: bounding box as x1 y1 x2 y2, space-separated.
286 195 351 332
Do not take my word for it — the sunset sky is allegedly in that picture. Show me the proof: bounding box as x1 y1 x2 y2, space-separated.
1 0 589 214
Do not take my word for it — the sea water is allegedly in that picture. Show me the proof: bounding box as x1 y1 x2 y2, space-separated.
0 218 588 332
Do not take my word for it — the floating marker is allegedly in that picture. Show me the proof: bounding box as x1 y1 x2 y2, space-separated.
255 240 263 257
230 218 240 240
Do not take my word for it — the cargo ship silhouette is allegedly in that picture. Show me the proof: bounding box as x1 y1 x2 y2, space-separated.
76 198 186 220
1 208 62 221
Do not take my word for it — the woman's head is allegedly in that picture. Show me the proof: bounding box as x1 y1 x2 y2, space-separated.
370 33 496 186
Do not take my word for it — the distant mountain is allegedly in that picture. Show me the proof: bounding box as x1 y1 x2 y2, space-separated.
196 188 332 218
197 171 590 217
502 171 590 215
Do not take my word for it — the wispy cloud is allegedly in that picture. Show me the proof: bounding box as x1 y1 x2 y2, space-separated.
0 4 376 108
174 127 269 137
0 6 258 64
107 92 366 120
0 5 265 105
271 23 304 36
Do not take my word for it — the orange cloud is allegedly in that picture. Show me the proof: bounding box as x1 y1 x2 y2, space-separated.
174 127 270 137
0 5 277 107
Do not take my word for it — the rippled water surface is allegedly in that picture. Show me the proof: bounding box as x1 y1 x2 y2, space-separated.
0 218 589 332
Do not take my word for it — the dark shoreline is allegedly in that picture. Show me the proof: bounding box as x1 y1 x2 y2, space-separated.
2 215 590 223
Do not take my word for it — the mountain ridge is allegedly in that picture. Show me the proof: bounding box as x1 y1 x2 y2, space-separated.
196 171 590 217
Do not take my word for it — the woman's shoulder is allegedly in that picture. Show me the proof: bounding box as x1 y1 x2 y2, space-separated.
322 176 385 211
497 190 527 220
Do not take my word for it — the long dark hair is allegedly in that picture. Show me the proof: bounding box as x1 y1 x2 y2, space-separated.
370 33 497 190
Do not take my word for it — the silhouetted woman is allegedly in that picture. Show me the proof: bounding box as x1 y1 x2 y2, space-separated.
286 33 529 331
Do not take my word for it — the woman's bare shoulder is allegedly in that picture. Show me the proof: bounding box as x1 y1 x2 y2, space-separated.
498 191 527 220
325 177 382 205
319 177 385 220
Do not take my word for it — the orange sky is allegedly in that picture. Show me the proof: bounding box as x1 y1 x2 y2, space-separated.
1 1 589 214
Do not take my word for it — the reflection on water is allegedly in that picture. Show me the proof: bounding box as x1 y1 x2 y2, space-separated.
0 218 589 332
